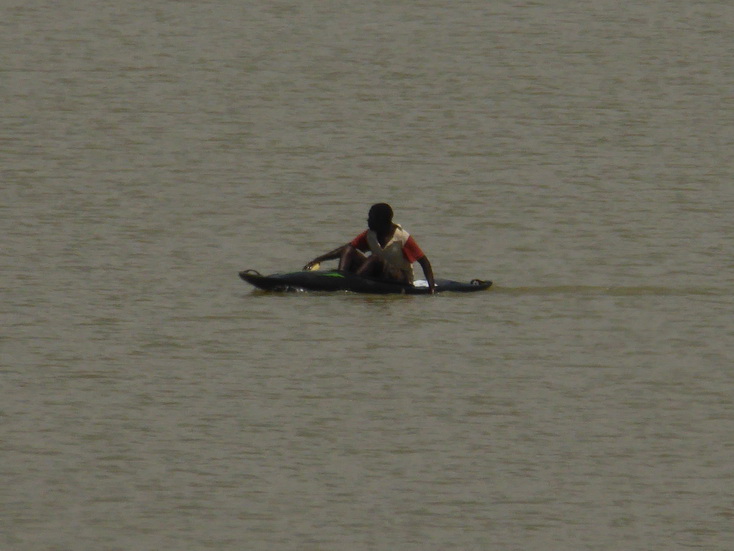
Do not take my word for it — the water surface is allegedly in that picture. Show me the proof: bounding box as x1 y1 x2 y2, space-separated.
2 1 733 550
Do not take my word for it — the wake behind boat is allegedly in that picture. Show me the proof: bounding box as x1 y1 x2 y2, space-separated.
239 269 492 294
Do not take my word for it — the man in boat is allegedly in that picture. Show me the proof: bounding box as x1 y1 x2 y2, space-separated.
303 203 436 293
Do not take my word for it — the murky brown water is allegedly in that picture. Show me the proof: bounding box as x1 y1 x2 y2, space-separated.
3 1 733 549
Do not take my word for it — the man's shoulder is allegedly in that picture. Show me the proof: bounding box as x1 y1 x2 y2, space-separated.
393 224 411 241
350 229 370 248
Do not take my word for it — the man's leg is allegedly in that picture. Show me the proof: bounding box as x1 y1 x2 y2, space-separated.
339 246 368 272
356 256 409 283
355 254 386 278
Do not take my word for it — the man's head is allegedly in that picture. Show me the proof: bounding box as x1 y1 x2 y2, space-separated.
367 203 393 232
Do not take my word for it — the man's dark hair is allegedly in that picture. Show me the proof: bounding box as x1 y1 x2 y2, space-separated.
368 203 393 225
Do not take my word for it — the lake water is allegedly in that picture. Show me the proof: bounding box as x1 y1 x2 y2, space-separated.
2 1 733 550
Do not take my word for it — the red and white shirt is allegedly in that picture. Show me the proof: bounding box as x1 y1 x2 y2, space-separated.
350 224 425 283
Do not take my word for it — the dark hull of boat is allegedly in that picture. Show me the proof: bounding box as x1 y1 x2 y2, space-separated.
239 270 492 294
